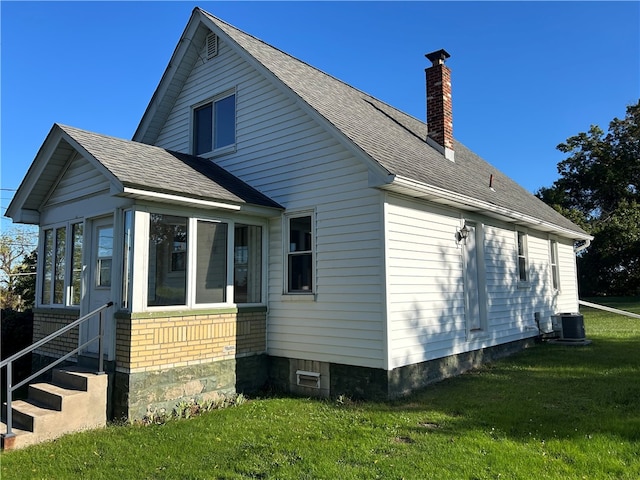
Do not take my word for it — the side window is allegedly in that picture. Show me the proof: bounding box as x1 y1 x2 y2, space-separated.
550 239 559 290
40 222 84 306
517 231 529 283
286 214 314 293
193 91 236 155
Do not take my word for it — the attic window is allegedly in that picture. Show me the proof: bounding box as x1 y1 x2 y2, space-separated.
206 33 218 59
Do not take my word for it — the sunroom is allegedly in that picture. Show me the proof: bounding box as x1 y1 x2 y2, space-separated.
7 124 282 418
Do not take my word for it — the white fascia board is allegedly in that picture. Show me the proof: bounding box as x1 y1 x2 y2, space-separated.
5 126 64 221
390 176 593 241
9 209 40 225
120 187 242 211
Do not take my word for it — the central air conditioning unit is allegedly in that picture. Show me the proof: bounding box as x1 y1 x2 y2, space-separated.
551 313 586 341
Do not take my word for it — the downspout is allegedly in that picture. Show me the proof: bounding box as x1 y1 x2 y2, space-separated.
574 238 591 254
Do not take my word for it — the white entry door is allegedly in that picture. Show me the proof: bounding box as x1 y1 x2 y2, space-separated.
82 216 114 355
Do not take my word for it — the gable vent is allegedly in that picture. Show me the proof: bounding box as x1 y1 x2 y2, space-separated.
206 32 218 59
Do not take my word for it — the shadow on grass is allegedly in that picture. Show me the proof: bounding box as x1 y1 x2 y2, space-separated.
376 335 640 443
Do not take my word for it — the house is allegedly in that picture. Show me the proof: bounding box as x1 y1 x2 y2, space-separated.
6 7 592 420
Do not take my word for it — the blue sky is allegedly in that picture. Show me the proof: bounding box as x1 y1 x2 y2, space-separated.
2 1 639 231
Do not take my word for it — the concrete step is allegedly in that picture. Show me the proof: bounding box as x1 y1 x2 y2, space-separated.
52 368 95 391
1 368 108 451
28 382 85 411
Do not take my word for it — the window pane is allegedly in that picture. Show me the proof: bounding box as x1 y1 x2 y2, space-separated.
42 229 53 304
214 94 235 149
194 103 213 155
518 257 527 282
70 223 83 305
196 221 227 304
289 216 312 252
288 253 313 292
550 240 559 290
96 226 113 288
148 214 188 306
53 227 66 304
234 224 262 303
517 232 525 256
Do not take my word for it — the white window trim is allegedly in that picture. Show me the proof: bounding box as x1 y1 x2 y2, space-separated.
38 220 85 309
283 210 316 296
549 237 560 292
516 229 530 286
142 209 267 312
191 87 237 158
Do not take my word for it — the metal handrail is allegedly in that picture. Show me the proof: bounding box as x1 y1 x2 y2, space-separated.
1 301 113 439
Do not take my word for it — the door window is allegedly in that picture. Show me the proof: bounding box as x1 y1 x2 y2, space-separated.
96 226 113 288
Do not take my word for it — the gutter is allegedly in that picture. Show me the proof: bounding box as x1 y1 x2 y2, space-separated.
388 176 593 241
574 238 591 254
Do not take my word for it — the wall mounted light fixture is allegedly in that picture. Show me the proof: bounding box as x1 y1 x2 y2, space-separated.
456 224 470 243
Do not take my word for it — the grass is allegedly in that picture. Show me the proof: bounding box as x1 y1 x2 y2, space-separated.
2 299 639 479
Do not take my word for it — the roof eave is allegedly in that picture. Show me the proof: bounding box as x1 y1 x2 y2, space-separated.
385 176 593 241
118 186 283 217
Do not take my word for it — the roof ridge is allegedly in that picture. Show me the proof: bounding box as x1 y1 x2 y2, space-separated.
198 8 428 130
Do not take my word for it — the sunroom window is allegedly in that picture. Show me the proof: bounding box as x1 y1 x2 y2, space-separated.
148 214 188 307
40 222 83 306
146 214 264 308
195 220 228 304
234 224 262 303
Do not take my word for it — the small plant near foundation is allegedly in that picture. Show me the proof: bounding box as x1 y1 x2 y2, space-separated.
140 393 247 425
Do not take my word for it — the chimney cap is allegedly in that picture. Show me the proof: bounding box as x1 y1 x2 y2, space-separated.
425 49 450 66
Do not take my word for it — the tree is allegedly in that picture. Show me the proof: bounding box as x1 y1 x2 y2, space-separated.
12 249 38 309
0 227 38 310
536 101 640 296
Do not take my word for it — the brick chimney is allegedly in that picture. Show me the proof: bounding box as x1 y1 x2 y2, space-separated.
425 49 454 161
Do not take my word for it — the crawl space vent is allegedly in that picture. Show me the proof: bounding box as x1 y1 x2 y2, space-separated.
296 370 320 389
206 33 218 59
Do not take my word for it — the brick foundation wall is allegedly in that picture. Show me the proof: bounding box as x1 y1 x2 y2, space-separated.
31 308 80 359
113 307 267 420
115 307 266 373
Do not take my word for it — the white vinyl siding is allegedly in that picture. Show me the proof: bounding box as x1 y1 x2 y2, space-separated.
153 36 385 368
554 238 580 312
386 196 581 369
150 30 582 370
45 155 110 207
385 196 465 368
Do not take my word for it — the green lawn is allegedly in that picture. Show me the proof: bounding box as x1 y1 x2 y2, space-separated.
3 300 639 479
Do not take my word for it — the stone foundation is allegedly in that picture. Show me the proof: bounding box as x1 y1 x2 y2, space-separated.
271 338 536 400
112 306 268 420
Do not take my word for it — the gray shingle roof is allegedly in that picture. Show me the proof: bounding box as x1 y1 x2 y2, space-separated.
59 124 282 209
200 9 588 237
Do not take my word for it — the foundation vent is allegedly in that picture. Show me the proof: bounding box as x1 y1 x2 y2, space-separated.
296 370 320 389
